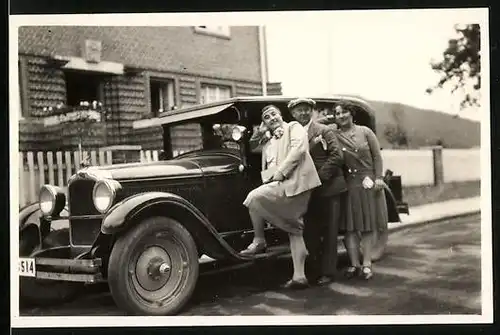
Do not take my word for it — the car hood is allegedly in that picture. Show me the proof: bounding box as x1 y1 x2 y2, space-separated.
83 159 203 181
78 150 242 181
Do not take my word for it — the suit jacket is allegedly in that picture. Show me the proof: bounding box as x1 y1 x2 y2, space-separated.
260 121 321 197
306 121 347 197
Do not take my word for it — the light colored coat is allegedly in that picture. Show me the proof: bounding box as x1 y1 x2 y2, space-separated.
261 121 322 197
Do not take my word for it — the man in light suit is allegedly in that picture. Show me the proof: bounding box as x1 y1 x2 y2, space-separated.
241 104 321 289
288 98 347 285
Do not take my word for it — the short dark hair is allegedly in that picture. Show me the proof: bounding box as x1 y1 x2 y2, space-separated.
334 102 356 117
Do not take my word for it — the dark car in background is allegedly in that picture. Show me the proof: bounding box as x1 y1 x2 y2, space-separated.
18 95 409 316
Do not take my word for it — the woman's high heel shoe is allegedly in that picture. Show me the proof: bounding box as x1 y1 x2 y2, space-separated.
361 266 373 280
239 241 267 255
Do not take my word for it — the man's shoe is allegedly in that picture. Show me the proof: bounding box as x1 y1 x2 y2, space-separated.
317 276 333 285
344 266 360 279
239 241 267 256
280 278 309 290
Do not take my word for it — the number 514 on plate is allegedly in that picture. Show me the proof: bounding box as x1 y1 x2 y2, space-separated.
19 258 36 277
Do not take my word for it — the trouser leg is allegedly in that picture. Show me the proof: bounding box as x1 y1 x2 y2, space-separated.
304 198 323 282
322 194 345 277
321 195 341 278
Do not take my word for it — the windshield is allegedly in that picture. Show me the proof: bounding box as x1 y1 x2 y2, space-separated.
166 121 244 157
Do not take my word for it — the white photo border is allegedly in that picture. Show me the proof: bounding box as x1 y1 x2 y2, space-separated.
9 8 492 328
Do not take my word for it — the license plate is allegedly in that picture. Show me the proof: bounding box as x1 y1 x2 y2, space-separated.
19 258 36 277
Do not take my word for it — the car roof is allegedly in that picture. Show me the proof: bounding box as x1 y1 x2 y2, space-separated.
155 94 375 126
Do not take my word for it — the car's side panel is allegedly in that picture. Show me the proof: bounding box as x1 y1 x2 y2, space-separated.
101 192 250 261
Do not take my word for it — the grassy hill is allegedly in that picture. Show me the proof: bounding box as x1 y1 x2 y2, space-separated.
368 100 481 149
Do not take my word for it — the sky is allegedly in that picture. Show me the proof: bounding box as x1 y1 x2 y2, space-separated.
264 10 485 121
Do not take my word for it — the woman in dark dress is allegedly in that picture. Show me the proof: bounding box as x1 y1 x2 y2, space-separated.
334 104 388 280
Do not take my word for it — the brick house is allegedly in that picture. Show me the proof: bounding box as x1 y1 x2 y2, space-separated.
17 26 282 154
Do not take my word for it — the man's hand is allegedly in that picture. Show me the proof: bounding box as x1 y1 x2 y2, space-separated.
257 122 268 134
272 170 285 182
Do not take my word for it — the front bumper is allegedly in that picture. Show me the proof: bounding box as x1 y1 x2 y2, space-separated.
21 257 105 284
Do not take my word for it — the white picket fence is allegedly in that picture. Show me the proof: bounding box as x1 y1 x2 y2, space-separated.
18 149 167 207
18 148 480 208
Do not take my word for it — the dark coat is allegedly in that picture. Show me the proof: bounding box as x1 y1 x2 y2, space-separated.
306 121 347 197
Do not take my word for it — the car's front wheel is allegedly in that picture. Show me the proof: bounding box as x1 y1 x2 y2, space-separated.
107 216 199 316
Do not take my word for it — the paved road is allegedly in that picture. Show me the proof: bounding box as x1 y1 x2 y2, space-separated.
20 213 481 316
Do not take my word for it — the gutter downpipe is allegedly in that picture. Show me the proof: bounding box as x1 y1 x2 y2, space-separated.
258 26 268 96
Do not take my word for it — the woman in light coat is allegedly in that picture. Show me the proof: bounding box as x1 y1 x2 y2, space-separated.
240 104 322 289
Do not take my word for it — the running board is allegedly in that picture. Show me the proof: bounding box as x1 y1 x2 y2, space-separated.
199 244 291 264
199 245 291 276
250 244 291 260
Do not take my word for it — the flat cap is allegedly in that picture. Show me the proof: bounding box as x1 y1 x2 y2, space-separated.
287 98 316 110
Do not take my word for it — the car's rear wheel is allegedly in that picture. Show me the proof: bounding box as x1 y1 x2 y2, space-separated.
368 229 388 262
19 221 81 307
108 216 199 316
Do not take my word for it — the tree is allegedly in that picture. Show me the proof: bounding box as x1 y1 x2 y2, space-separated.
384 105 409 148
426 24 481 110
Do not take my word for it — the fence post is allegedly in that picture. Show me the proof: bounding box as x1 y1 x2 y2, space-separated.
106 151 112 165
90 151 97 166
56 152 64 187
65 151 72 185
98 150 106 166
47 152 55 185
432 146 444 186
27 152 36 203
37 152 45 188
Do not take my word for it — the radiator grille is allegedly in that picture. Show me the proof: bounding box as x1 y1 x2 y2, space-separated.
70 218 102 246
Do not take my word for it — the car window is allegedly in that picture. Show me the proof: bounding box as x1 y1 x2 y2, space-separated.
170 122 204 156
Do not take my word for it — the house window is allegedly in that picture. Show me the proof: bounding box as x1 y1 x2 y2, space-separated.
200 84 232 104
194 26 231 38
65 71 102 107
150 79 176 116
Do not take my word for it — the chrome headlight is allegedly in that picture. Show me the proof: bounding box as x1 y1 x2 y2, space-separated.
92 179 121 213
39 185 66 217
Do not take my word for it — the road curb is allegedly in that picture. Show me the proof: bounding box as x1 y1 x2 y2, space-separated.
386 209 481 234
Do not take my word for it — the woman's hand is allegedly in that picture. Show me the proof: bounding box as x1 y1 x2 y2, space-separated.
272 170 285 182
374 178 385 190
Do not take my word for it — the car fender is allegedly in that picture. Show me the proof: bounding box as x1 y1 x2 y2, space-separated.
20 203 70 230
19 203 70 254
19 203 42 232
101 192 248 261
383 185 401 224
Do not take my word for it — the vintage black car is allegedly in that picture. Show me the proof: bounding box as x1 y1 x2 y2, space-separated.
18 95 409 316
